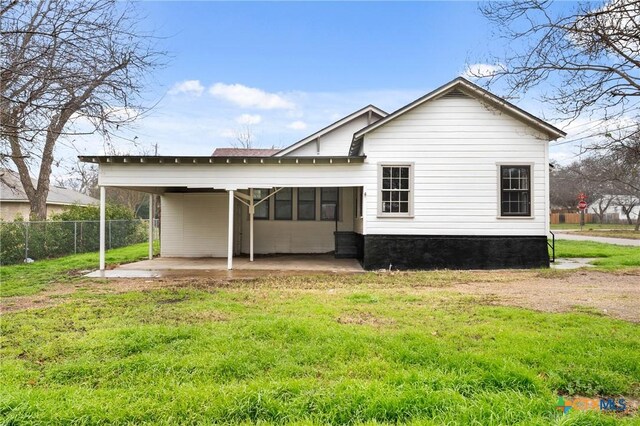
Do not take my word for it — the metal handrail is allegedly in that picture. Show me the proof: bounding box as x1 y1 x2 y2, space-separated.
547 231 555 263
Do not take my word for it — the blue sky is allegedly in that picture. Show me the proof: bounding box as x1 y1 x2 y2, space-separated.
69 1 580 166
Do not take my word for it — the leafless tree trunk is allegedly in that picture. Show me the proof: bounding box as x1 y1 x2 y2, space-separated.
593 196 615 223
0 0 164 219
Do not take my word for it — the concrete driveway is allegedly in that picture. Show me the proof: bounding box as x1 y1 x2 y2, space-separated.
552 231 640 247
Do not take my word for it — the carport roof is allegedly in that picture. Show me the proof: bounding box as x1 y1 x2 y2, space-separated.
78 155 366 165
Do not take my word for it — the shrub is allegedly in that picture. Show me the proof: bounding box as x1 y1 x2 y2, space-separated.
0 204 147 265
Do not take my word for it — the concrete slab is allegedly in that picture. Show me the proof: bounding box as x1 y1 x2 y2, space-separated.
86 254 364 278
86 270 163 278
551 258 597 270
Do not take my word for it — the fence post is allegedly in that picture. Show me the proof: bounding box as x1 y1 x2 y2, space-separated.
24 222 29 261
109 220 112 249
74 221 77 254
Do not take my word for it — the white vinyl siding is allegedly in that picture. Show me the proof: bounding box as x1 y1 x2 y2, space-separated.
99 94 550 240
361 95 548 236
160 193 228 257
286 115 373 157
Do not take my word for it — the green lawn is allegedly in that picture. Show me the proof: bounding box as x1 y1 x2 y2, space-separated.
2 279 639 425
554 240 640 269
2 242 639 423
0 242 156 298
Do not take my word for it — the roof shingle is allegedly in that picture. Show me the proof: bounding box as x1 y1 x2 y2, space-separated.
212 148 280 157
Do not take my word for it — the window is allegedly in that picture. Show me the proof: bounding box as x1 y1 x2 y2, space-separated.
252 189 270 220
500 165 531 216
321 187 338 220
380 165 412 215
274 188 292 220
297 188 316 220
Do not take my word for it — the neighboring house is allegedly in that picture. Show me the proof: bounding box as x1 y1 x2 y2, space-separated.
588 195 640 222
0 168 98 221
81 77 565 270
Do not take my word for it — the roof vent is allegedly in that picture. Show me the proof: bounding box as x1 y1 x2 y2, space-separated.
440 89 470 99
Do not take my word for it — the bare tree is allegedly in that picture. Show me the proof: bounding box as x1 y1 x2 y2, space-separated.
55 161 99 198
617 195 639 224
551 158 616 214
550 164 584 210
232 125 254 149
0 0 164 219
582 145 640 229
475 0 640 155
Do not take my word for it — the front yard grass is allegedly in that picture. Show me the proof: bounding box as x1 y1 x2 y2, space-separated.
2 280 639 424
554 239 640 269
1 241 639 423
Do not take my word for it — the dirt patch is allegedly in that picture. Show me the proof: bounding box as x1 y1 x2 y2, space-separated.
337 311 395 327
2 269 640 322
450 270 640 323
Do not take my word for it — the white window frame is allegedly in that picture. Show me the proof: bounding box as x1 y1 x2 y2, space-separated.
496 162 535 219
377 163 414 218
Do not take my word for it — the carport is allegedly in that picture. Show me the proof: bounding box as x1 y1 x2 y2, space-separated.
82 154 367 272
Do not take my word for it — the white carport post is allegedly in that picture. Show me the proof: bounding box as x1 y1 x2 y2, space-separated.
148 194 153 260
99 186 106 271
227 190 234 270
249 188 254 262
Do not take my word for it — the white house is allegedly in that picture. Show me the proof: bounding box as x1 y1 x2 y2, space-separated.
81 77 565 270
0 168 98 221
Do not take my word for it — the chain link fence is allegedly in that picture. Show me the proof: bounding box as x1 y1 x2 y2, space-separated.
0 219 157 265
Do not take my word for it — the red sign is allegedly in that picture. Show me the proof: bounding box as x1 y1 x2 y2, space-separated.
578 200 588 210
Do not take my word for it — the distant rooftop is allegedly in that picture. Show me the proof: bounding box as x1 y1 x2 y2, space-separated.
0 168 98 206
212 148 280 157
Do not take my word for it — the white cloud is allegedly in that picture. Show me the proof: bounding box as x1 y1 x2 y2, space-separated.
235 114 262 125
462 63 504 79
168 80 205 96
287 120 307 130
209 83 294 110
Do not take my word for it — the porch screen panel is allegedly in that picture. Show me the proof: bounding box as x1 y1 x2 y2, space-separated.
321 187 338 221
275 188 292 220
297 188 316 220
253 189 270 220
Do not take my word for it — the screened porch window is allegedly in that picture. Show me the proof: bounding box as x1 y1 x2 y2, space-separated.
297 188 316 220
500 165 531 216
380 165 412 215
253 189 270 220
274 188 293 220
321 187 338 220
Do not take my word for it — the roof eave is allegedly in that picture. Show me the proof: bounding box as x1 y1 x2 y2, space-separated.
78 155 366 165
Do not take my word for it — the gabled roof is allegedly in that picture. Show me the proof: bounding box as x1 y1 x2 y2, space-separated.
351 77 566 151
275 104 387 156
212 148 280 157
0 168 98 206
